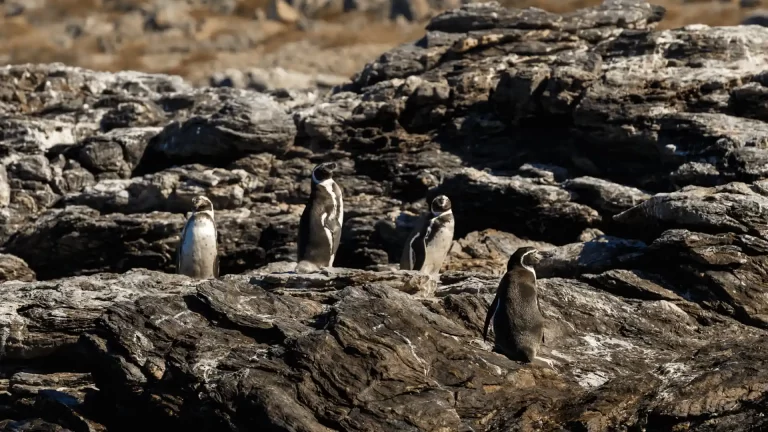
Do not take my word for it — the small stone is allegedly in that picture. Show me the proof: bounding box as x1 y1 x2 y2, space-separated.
267 0 301 24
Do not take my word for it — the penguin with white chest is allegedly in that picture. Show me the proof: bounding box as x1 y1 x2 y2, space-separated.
296 162 344 273
177 195 219 279
400 195 454 279
483 246 545 363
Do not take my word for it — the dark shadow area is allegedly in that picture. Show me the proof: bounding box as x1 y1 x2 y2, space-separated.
131 125 240 178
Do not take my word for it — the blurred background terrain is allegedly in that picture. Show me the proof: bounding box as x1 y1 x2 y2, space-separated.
1 0 766 90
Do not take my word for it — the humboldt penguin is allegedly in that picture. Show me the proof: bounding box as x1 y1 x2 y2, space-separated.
483 246 545 363
177 195 219 279
296 162 343 273
400 194 454 279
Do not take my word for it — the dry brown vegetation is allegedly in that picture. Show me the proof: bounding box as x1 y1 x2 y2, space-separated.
0 0 762 82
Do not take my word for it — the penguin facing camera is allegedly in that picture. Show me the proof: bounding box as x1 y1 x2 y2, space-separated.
177 195 219 279
400 194 455 280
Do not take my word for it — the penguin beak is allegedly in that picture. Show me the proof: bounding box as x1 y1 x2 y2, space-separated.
192 197 208 211
531 251 543 264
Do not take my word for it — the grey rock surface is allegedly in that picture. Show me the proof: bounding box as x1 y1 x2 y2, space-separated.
0 254 35 282
4 0 768 430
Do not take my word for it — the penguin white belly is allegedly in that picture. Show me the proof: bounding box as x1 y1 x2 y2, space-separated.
179 217 217 278
422 220 454 277
321 213 335 266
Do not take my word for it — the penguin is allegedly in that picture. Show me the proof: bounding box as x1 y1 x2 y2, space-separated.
297 162 343 273
400 195 454 279
177 195 219 279
483 246 545 363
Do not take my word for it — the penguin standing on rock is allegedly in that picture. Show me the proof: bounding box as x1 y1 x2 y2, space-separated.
400 195 454 279
296 162 344 273
483 246 545 363
177 195 219 279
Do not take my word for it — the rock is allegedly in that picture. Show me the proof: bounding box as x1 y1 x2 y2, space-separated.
432 167 602 244
8 155 53 183
135 90 297 173
613 182 768 240
0 419 74 431
1 261 763 430
742 10 768 26
741 0 762 8
3 372 105 432
391 0 431 21
537 235 647 279
145 2 196 33
4 1 768 430
210 67 349 92
0 269 196 361
443 229 555 275
563 176 651 216
3 204 301 280
0 253 35 282
0 166 9 207
267 0 302 24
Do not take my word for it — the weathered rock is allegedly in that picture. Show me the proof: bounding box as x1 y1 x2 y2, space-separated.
432 167 602 243
0 254 35 282
210 67 349 92
2 264 748 431
3 372 105 432
3 1 768 430
613 181 768 240
137 91 297 171
537 235 647 279
443 229 555 275
563 176 651 216
3 204 303 280
0 269 196 360
0 419 73 431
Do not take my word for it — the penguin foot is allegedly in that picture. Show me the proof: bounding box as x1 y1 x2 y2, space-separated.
322 266 340 275
295 261 320 274
532 356 559 371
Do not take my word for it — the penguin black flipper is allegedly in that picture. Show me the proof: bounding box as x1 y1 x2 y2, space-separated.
412 216 431 271
297 199 312 261
400 213 426 270
176 214 189 272
176 241 181 272
483 294 499 341
213 226 220 278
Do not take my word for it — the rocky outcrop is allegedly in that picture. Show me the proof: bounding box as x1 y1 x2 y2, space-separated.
0 254 35 282
4 0 768 430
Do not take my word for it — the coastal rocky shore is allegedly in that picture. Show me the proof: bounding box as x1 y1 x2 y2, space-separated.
3 0 768 430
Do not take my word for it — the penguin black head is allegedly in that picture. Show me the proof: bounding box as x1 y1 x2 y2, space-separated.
192 195 214 213
507 246 540 272
312 162 337 184
431 195 451 215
